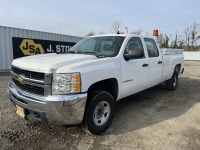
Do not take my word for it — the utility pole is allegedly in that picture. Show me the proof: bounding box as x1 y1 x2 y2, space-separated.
60 24 62 41
125 27 128 34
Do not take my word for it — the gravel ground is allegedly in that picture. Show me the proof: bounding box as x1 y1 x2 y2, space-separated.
0 61 200 150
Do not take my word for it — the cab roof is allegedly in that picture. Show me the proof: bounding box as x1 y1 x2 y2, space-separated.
88 34 152 39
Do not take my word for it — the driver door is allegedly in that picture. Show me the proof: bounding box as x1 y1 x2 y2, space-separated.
120 37 149 98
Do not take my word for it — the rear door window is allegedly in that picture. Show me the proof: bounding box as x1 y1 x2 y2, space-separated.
144 38 159 57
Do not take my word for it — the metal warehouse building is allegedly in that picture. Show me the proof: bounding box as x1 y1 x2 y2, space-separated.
0 26 82 71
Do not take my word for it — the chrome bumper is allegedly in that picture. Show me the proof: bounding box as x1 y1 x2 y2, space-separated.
8 81 87 125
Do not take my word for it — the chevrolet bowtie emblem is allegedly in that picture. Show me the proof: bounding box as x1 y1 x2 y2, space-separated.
17 76 24 84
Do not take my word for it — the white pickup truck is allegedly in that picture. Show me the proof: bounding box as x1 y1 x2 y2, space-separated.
8 34 184 134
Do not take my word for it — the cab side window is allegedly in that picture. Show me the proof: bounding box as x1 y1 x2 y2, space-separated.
144 38 159 57
125 37 144 58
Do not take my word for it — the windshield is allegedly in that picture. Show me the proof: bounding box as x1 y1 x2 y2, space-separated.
68 36 125 57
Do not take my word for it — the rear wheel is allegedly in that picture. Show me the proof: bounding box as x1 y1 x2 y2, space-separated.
84 91 115 134
166 71 178 91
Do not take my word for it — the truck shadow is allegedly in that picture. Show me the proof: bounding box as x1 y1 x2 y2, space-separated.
106 76 200 135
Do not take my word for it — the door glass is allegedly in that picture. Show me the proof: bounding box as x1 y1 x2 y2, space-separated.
125 37 144 58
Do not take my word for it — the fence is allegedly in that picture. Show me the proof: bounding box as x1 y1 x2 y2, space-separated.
183 52 200 61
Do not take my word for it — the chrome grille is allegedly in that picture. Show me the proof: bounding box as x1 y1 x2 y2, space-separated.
12 66 45 81
13 78 44 96
11 66 52 97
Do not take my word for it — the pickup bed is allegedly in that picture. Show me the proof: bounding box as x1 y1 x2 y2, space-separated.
8 34 184 134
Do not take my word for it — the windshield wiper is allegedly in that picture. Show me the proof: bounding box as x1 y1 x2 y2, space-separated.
77 51 106 58
56 51 76 54
77 51 95 54
67 51 76 54
95 54 106 58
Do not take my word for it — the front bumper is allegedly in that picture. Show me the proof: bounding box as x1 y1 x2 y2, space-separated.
8 81 87 125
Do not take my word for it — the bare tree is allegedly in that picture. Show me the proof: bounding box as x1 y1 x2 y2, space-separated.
190 22 200 48
86 31 95 37
171 32 186 49
183 22 200 51
157 33 164 46
99 32 104 35
157 32 170 48
111 20 122 33
183 25 191 50
130 30 143 35
164 35 170 48
177 34 185 49
171 32 178 48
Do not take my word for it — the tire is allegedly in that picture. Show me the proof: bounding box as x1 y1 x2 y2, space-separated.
85 91 115 134
166 71 178 91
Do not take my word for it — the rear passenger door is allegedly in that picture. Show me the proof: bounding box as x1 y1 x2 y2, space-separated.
144 38 163 88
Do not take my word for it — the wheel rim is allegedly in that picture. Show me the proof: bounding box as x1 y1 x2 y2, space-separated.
173 74 177 87
93 101 110 126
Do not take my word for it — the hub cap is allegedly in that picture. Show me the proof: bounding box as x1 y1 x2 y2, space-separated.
93 101 110 126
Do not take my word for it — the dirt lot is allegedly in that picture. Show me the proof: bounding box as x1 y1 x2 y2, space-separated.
0 61 200 150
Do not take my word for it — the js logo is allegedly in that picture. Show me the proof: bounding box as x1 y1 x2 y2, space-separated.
20 39 44 55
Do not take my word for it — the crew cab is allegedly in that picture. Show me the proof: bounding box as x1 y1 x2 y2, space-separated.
8 34 184 134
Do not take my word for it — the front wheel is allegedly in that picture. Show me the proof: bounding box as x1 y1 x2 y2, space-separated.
166 71 178 91
85 91 115 134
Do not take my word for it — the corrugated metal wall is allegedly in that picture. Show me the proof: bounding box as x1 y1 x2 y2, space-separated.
0 26 82 71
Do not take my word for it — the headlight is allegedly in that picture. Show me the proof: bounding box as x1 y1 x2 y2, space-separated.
52 73 81 94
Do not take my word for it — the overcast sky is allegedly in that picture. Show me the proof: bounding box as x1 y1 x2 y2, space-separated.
0 0 199 37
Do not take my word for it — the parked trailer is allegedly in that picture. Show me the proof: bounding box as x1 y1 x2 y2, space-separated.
0 26 82 71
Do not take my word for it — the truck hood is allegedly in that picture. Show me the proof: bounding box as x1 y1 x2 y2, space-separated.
12 53 97 73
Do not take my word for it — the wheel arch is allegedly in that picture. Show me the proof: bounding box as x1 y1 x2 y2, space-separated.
87 78 119 101
175 64 181 74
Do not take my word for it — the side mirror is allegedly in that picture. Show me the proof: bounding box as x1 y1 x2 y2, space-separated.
124 49 144 61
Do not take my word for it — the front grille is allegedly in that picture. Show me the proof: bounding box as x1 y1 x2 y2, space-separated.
13 79 44 96
12 66 45 81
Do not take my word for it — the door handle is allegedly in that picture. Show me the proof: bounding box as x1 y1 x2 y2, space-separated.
158 61 163 64
142 63 149 67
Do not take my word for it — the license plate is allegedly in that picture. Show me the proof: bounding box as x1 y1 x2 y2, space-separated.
16 105 25 118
